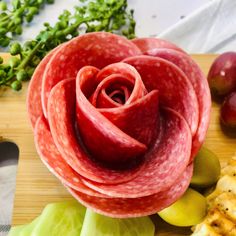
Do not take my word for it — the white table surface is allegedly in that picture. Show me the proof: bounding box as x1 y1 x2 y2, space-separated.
2 0 235 53
16 0 210 40
17 0 209 41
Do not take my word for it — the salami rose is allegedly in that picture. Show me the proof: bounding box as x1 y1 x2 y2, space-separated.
28 32 211 217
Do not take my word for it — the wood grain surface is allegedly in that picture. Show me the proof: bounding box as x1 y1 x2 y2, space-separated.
0 54 235 235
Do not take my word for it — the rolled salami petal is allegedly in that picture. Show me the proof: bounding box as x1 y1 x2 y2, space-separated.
42 32 141 117
27 44 63 129
123 56 199 136
82 107 192 198
132 37 185 54
47 78 144 184
34 115 109 198
145 48 211 160
67 164 193 218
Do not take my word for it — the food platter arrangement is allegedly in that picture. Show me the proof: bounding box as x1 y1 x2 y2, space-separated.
0 0 236 235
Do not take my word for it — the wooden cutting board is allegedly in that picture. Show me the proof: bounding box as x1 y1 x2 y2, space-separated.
1 54 236 235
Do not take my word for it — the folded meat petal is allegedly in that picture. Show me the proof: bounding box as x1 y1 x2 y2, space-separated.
90 74 134 108
76 66 147 164
41 32 141 117
132 37 186 54
145 48 211 160
96 63 147 105
82 107 192 198
100 90 159 147
27 44 63 129
34 115 109 198
123 56 199 136
67 164 193 218
47 78 144 184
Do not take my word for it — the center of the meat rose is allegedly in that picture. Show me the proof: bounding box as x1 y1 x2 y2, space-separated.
90 74 134 108
76 64 160 166
109 90 126 104
106 85 132 105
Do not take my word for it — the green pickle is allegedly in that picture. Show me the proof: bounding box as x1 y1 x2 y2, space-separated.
191 147 221 188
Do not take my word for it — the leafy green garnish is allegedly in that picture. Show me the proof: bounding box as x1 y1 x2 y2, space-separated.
0 0 55 47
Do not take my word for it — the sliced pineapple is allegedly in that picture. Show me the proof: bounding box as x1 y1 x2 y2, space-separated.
193 222 222 236
191 156 236 235
212 192 236 222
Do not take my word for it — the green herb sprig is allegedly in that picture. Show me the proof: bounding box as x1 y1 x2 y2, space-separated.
0 0 55 47
0 0 136 91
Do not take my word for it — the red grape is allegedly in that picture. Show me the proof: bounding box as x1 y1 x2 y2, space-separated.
208 52 236 97
220 91 236 127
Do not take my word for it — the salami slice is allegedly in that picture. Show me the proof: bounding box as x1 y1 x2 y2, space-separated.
42 32 141 118
34 115 109 198
67 164 193 218
132 37 185 54
27 45 62 129
144 49 211 160
123 56 199 136
47 78 144 184
82 107 191 198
